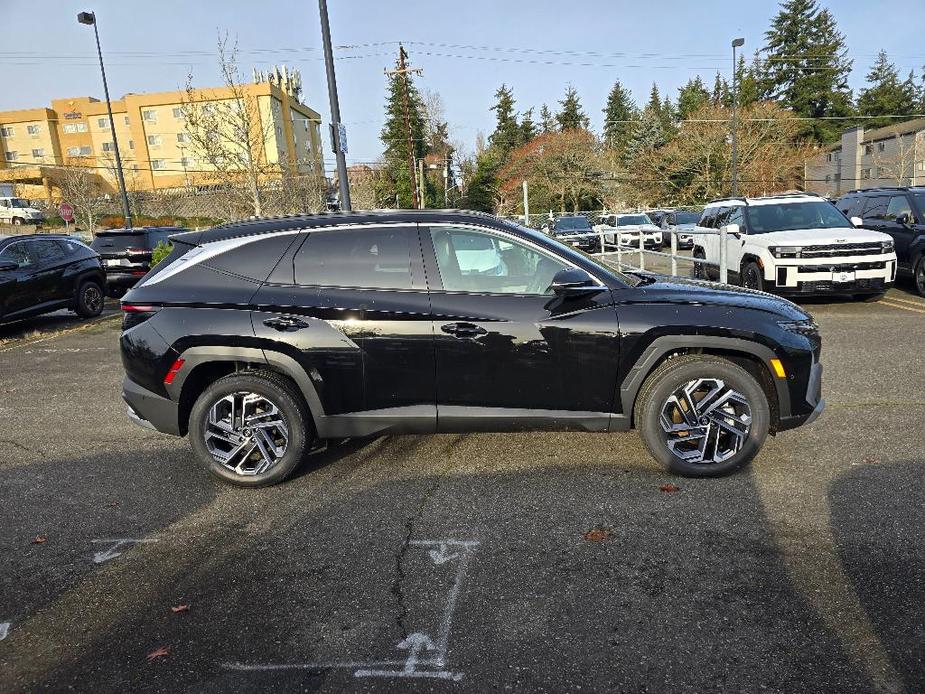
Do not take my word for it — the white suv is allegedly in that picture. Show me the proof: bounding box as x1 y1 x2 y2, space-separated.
692 194 897 300
594 213 662 249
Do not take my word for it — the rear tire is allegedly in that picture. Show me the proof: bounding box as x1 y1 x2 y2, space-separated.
74 279 104 317
634 355 770 477
11 217 24 226
189 370 311 487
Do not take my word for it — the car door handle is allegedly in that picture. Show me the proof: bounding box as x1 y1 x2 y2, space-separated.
441 322 487 338
263 316 309 332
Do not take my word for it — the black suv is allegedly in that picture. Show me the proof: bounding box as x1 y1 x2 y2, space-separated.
120 211 824 487
91 226 183 296
545 215 600 253
0 234 105 325
835 187 925 295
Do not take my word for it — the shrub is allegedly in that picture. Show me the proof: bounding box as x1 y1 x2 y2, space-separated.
150 240 173 266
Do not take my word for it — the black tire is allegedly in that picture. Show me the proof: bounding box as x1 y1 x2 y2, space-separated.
855 292 885 302
74 279 104 317
740 261 765 291
691 248 707 279
914 255 925 297
633 355 770 477
11 217 24 226
189 370 311 487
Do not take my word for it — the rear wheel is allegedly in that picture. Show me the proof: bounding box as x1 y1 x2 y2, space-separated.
74 280 104 317
11 217 24 226
189 370 311 487
740 261 765 291
634 355 770 477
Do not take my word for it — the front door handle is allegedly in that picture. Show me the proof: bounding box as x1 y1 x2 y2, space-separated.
263 316 309 332
441 322 487 338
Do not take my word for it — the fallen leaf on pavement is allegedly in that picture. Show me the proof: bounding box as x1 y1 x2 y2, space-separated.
583 527 613 542
171 604 190 614
31 535 47 544
146 646 170 662
659 484 680 493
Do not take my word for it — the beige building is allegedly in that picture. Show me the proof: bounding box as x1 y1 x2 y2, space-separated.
805 118 925 197
0 68 324 204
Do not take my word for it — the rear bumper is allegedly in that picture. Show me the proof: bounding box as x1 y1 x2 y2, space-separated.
122 375 181 436
105 271 147 288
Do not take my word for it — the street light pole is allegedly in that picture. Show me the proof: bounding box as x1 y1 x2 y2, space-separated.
730 37 745 197
317 0 351 211
78 11 132 228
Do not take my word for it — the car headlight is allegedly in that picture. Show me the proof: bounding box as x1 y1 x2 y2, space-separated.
769 246 802 259
777 319 819 336
880 240 894 253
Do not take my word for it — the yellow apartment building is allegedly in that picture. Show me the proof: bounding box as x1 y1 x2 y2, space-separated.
0 68 324 204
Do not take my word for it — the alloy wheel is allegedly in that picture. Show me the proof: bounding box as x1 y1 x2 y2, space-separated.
660 378 752 464
743 266 762 290
204 391 289 476
83 285 103 313
916 260 925 296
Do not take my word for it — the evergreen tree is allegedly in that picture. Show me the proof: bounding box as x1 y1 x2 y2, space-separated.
489 84 522 159
857 51 918 127
761 0 853 142
556 86 590 130
677 76 711 121
379 54 429 208
736 55 760 109
520 107 538 142
624 105 666 162
712 72 730 106
464 152 498 212
602 79 637 149
647 83 662 113
539 104 555 133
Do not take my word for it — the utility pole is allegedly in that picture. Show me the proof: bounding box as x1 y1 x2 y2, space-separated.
444 156 449 208
318 0 351 210
730 37 745 197
385 44 421 209
522 180 529 225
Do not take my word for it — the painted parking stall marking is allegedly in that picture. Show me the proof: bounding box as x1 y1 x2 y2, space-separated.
227 538 479 682
0 622 10 641
91 538 159 564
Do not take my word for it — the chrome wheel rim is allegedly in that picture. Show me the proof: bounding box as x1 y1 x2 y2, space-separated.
83 285 103 313
660 378 752 464
204 391 289 476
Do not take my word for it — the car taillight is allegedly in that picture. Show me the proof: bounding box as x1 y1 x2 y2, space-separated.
126 247 148 254
121 303 160 330
163 358 185 385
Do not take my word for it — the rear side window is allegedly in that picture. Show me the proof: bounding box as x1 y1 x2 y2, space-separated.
29 239 65 265
861 196 890 219
204 233 298 282
294 227 417 290
885 195 912 221
835 196 858 216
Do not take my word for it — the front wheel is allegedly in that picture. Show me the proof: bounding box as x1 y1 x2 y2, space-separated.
11 217 24 226
691 248 707 279
74 280 104 317
741 261 765 291
634 355 770 477
188 371 311 487
915 256 925 297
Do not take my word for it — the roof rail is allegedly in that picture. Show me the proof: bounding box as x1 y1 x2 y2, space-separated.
844 186 911 194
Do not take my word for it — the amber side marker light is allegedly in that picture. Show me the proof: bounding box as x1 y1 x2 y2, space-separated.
769 358 787 378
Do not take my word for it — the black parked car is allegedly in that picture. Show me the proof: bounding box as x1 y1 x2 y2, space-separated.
120 211 823 487
835 187 925 295
544 215 600 252
91 227 184 296
0 234 105 325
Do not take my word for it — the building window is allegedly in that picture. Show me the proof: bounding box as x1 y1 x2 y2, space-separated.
834 172 841 181
128 140 135 150
172 107 183 119
102 142 115 152
176 132 189 143
124 116 130 126
63 123 88 134
31 148 44 159
1 126 14 137
97 117 110 130
147 134 161 147
142 109 157 122
151 159 166 170
861 168 871 180
824 174 831 184
4 151 18 162
67 146 80 156
875 166 884 179
79 145 91 156
864 144 874 155
180 156 194 168
918 161 925 172
878 142 886 153
26 124 40 136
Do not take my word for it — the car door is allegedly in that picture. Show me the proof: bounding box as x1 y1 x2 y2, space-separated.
724 206 747 273
883 194 916 268
422 223 621 430
0 240 42 317
251 224 436 430
27 239 71 302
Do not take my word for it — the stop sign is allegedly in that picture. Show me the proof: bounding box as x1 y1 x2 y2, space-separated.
59 203 74 223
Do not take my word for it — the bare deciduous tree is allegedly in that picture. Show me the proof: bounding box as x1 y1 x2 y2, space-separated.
55 160 108 233
872 130 923 185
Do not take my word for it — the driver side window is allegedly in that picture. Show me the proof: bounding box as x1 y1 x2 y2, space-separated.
430 226 568 295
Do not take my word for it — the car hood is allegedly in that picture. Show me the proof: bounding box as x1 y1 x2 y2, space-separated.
621 272 810 320
745 227 891 246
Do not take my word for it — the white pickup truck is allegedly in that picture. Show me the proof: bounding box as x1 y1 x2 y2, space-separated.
0 197 45 225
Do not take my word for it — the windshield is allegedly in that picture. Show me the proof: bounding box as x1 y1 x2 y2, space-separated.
553 216 591 232
616 214 652 226
745 201 851 234
10 198 30 208
675 211 700 224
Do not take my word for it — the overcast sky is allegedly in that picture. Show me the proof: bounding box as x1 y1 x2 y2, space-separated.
3 0 923 176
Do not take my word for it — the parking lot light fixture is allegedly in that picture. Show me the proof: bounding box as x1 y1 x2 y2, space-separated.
731 37 745 197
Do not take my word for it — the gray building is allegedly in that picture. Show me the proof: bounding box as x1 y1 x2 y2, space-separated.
805 118 925 196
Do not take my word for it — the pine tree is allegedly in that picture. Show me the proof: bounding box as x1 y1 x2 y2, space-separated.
602 80 637 149
676 76 711 121
857 51 918 128
379 54 429 208
520 107 538 142
712 72 730 106
736 55 760 109
556 86 589 130
761 0 853 142
539 104 555 133
489 84 522 159
624 105 666 162
647 83 662 113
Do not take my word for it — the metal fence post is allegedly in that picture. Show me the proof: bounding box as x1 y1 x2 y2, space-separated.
719 226 728 284
670 229 678 277
616 231 622 269
638 230 645 271
598 227 605 257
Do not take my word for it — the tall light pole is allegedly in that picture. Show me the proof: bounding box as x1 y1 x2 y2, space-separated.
78 11 132 228
317 0 351 211
730 37 745 197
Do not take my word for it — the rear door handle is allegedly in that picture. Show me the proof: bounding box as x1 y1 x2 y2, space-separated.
441 322 487 338
263 316 309 332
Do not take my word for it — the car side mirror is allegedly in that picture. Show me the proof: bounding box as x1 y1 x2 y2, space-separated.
895 212 911 225
721 223 741 238
850 216 863 227
551 267 601 296
0 260 18 271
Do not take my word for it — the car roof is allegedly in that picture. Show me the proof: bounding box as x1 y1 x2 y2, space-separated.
704 193 824 208
96 226 184 234
843 186 925 196
0 233 75 242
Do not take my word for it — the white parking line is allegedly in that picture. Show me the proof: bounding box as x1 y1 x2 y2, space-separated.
91 538 159 564
0 622 10 641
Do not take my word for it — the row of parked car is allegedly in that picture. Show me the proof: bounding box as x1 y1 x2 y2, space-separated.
0 226 180 326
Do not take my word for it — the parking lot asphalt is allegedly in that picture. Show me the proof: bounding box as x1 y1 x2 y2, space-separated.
0 286 923 693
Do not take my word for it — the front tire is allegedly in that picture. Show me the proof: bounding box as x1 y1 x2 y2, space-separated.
74 279 104 317
189 370 311 487
691 248 707 279
741 261 765 291
11 217 24 226
914 255 925 297
634 355 770 477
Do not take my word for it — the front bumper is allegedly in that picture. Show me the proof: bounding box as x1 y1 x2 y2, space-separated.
777 360 824 432
123 375 181 436
770 257 896 295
